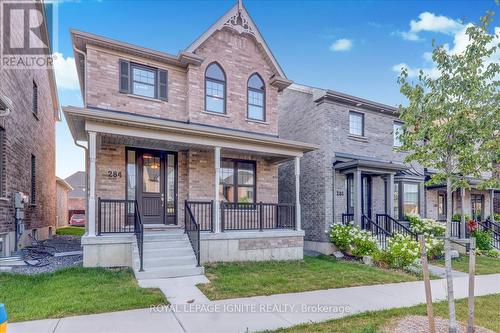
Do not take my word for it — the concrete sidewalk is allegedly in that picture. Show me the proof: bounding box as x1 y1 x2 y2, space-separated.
9 273 500 333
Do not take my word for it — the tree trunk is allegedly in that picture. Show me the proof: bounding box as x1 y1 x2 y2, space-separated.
445 176 457 333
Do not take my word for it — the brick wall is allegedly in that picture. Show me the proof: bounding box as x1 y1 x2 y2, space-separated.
56 183 69 227
0 16 57 237
188 29 279 136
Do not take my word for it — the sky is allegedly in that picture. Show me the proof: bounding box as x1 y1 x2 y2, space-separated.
52 0 499 179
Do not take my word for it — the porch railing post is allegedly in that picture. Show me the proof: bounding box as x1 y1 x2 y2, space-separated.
221 202 225 232
259 202 263 231
97 197 101 235
210 200 214 232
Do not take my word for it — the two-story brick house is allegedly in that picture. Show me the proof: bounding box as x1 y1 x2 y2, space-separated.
279 84 497 253
0 2 59 258
63 1 316 278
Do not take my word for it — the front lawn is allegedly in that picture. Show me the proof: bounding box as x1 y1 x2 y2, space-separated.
56 226 85 236
433 255 500 275
0 267 166 322
198 255 419 300
266 293 500 333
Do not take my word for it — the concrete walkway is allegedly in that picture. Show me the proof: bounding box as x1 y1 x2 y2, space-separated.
9 273 500 333
428 264 468 278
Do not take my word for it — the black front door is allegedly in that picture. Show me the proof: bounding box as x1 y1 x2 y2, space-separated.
361 175 372 218
137 150 177 225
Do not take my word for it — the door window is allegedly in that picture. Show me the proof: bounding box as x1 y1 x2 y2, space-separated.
142 154 161 193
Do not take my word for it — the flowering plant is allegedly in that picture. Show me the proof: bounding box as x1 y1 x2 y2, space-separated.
329 223 379 257
385 234 420 268
407 213 445 237
467 219 479 232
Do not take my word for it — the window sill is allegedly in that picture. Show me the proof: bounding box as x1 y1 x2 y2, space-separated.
127 94 164 103
246 118 269 125
202 111 230 118
347 134 368 142
0 197 9 202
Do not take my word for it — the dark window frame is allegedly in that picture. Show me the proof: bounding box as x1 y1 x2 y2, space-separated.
247 73 266 121
349 111 364 136
219 158 257 204
346 174 354 214
31 154 36 205
32 80 38 119
394 181 420 220
204 62 226 114
130 63 158 99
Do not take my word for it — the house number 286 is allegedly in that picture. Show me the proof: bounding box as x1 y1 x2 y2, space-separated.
107 170 122 178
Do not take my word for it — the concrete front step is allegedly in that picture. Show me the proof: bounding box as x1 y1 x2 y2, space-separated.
143 234 189 242
134 265 204 279
142 241 193 251
135 255 198 268
135 247 195 258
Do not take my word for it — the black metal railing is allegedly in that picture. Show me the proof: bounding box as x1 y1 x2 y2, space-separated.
98 198 136 234
477 220 500 250
362 214 391 249
450 221 469 238
484 219 500 234
184 201 200 266
186 201 214 232
221 202 295 231
97 198 144 270
376 214 417 241
341 213 354 225
134 201 144 271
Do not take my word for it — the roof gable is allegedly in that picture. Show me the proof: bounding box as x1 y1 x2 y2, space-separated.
185 1 287 79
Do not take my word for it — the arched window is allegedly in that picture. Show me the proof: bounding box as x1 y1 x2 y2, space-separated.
247 73 265 121
205 63 226 114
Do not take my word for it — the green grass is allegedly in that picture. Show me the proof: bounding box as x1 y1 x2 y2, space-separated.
56 226 85 236
198 256 419 300
433 255 500 275
0 267 166 322
266 293 500 333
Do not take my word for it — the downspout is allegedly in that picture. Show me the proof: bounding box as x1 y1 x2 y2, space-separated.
72 45 90 235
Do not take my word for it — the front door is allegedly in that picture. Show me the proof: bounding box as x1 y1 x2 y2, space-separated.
471 194 484 221
137 150 177 225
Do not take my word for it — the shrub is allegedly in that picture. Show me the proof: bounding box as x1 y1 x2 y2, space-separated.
403 258 423 276
385 234 420 268
471 230 493 251
407 214 445 237
425 236 444 258
329 223 379 257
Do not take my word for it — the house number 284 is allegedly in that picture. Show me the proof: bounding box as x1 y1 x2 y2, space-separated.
107 170 122 178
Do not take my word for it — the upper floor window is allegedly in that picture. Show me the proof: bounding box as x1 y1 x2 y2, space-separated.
247 74 265 121
131 64 156 99
205 63 226 114
32 81 38 117
393 121 403 147
119 59 168 101
349 111 364 136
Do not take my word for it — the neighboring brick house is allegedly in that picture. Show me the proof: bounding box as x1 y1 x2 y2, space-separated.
63 1 316 277
279 84 497 253
0 2 59 257
56 178 72 227
65 171 86 218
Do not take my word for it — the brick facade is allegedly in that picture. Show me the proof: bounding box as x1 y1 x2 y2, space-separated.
0 6 57 250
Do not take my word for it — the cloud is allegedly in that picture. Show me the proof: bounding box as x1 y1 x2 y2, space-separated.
392 13 499 80
53 52 79 90
396 12 464 41
330 39 353 52
391 63 441 79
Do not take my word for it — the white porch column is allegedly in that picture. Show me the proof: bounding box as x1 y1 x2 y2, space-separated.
490 189 495 223
460 188 466 238
294 156 301 231
386 173 395 218
353 169 362 227
214 146 221 233
88 131 97 237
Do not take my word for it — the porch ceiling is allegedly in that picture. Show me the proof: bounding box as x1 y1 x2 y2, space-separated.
64 106 318 164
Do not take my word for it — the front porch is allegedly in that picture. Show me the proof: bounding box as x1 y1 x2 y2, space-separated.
64 106 315 275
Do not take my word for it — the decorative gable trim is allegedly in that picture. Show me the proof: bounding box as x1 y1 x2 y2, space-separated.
185 1 287 79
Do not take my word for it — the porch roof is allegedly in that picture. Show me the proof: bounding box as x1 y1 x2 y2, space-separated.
334 159 408 174
63 106 318 162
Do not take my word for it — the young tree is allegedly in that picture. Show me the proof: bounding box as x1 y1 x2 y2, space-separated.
396 13 500 333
